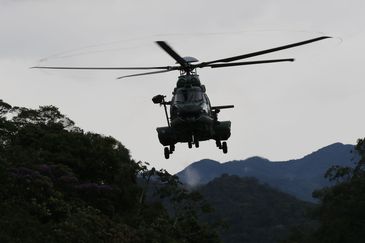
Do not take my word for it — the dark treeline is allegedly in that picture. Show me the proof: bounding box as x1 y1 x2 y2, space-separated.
197 175 315 243
1 99 364 243
284 138 365 243
193 139 365 243
0 100 220 243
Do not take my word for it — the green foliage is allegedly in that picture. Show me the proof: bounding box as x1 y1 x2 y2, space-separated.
307 138 365 243
137 166 221 243
0 101 220 243
282 139 365 243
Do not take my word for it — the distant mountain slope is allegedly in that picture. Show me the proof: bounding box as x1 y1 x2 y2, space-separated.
198 174 314 243
177 143 356 201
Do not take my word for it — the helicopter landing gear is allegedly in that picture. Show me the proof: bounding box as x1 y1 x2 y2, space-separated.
164 147 170 159
216 140 228 154
216 140 222 149
170 144 175 153
222 142 228 154
164 144 175 159
191 135 199 148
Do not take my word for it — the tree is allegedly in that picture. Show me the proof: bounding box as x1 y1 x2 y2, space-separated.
0 101 220 243
310 138 365 243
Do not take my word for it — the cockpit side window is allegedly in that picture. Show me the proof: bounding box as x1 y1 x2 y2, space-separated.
204 94 211 107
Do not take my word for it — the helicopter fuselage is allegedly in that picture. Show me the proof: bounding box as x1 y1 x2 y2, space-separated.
154 74 233 158
170 85 214 142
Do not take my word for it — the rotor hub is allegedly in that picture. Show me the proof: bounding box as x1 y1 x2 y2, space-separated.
178 56 199 63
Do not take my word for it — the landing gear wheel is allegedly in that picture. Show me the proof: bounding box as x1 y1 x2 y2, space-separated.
194 140 199 148
216 140 222 149
188 142 192 149
164 147 170 159
222 142 228 154
169 144 175 153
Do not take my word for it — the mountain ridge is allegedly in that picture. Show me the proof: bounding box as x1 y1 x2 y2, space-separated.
177 142 356 201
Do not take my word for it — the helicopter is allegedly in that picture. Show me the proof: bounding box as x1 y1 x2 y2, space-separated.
33 36 331 159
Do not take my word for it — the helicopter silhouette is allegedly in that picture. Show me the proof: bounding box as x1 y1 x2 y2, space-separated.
33 36 331 159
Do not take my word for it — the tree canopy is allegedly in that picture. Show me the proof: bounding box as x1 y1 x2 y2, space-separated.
309 138 365 243
0 100 220 243
283 138 365 243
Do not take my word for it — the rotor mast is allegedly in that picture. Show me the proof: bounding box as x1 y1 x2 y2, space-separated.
178 56 199 76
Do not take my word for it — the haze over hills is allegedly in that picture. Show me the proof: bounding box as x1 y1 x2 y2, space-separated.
177 143 356 201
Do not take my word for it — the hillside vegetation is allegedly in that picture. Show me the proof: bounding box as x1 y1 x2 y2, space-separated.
1 99 364 243
198 175 314 243
0 100 220 243
281 138 365 243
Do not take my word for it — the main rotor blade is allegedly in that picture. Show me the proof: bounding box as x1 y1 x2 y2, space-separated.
156 41 189 70
199 36 331 67
32 66 174 70
207 58 294 68
116 69 174 79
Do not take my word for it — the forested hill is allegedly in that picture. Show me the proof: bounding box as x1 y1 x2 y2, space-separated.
177 143 355 201
0 100 220 243
198 175 314 243
2 100 364 243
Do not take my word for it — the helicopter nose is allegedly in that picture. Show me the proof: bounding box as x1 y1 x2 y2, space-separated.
179 104 202 117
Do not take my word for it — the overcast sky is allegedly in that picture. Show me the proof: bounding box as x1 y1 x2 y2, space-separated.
1 0 364 173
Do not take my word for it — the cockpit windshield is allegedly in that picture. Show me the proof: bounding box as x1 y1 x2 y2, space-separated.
175 88 204 103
